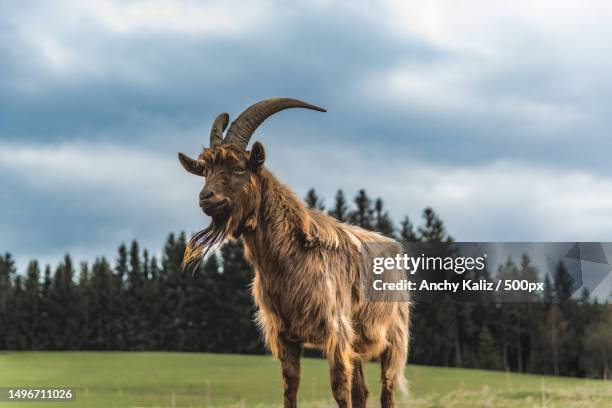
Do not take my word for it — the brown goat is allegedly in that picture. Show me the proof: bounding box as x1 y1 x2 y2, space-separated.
178 98 410 408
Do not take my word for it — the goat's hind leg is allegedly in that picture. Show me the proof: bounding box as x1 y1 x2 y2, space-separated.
351 358 368 408
380 343 407 408
380 348 395 408
329 345 354 408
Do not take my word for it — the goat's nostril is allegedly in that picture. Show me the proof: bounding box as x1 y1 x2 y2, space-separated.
202 191 214 200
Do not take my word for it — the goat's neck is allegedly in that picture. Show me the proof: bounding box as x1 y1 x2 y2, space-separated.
243 169 311 259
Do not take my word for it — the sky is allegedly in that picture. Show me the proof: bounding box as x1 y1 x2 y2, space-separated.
3 0 612 273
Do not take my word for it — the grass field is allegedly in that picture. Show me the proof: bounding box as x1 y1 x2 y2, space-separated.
0 352 610 408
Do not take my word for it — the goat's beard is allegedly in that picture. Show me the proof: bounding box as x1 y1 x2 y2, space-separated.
182 215 233 273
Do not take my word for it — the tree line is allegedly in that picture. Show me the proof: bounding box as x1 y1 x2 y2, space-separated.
0 188 610 379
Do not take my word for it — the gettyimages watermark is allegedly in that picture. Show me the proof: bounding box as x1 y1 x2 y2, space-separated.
363 242 612 302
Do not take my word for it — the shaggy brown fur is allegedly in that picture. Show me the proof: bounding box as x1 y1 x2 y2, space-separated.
179 99 410 408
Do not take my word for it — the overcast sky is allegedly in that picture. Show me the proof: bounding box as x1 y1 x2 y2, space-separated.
3 0 612 273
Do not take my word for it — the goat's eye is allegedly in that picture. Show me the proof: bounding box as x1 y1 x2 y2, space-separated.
234 167 246 174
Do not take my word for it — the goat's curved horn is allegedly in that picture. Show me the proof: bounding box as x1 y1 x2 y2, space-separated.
210 113 229 147
223 98 326 149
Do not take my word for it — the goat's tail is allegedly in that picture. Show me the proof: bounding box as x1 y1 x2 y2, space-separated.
382 303 410 395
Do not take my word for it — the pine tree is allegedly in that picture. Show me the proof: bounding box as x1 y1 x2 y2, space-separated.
6 275 26 349
185 253 222 352
139 248 154 348
554 261 574 303
514 255 539 372
42 265 52 297
543 273 554 304
157 233 189 349
23 261 41 349
349 189 374 229
399 216 418 242
115 244 128 287
75 262 91 349
146 254 161 349
88 257 114 349
478 326 502 370
552 261 581 376
37 265 53 349
328 190 348 221
373 197 395 238
200 254 223 351
304 188 325 210
126 240 145 349
418 207 452 242
496 259 521 370
581 307 612 379
409 208 455 368
111 245 129 349
143 249 150 281
0 253 16 348
128 241 143 287
48 255 78 349
150 255 159 281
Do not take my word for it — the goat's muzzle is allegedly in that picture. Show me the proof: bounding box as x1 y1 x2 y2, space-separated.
200 196 231 218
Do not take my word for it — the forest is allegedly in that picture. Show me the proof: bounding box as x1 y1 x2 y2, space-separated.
1 189 610 379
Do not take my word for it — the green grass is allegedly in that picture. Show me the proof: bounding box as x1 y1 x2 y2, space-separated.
0 352 610 407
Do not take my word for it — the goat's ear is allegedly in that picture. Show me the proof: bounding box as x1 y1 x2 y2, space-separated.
178 152 205 176
248 141 266 170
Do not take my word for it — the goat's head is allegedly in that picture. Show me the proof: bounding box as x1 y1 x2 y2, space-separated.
178 98 326 267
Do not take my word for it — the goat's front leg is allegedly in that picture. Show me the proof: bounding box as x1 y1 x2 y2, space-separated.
279 337 302 408
329 347 353 408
